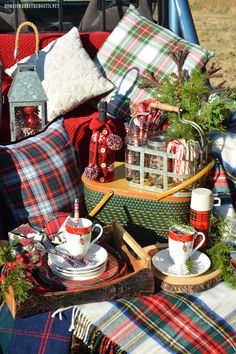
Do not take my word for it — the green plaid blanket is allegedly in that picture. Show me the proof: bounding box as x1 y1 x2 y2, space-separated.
95 5 213 120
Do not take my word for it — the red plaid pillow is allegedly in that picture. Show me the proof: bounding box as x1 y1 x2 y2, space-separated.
0 118 84 228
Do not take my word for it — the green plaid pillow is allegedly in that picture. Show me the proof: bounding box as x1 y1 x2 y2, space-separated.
94 4 213 120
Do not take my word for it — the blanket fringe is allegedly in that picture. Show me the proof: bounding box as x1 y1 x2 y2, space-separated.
51 306 126 353
88 326 126 354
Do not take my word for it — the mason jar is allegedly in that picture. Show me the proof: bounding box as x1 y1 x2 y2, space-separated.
147 133 168 186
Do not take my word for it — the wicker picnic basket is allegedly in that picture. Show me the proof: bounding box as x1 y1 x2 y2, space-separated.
83 103 214 246
83 159 215 247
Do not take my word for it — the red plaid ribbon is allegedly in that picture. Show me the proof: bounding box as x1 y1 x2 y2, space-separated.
190 208 211 248
0 250 42 282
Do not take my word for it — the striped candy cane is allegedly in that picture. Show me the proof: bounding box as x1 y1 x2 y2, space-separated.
167 139 202 183
74 198 79 224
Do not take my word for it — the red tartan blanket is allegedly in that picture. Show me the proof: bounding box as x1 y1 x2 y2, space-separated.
73 283 236 354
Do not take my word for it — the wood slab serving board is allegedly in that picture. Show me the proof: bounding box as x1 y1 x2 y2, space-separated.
144 244 222 293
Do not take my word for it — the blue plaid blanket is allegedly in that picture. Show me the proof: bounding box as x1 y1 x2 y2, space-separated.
0 304 72 354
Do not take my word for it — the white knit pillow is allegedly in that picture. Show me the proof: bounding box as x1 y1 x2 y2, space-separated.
5 27 114 121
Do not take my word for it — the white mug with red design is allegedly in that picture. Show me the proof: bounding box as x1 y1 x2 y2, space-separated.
168 225 205 265
64 217 103 258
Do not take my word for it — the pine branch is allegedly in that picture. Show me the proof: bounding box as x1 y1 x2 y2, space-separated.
0 244 35 304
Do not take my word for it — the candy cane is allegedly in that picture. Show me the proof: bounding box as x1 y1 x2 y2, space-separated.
168 140 187 181
74 198 79 224
167 139 202 183
133 127 139 147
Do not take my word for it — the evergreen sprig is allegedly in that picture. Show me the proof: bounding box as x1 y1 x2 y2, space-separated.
139 51 236 142
157 69 236 141
1 265 34 304
185 257 197 275
0 244 34 304
207 242 236 288
206 215 236 288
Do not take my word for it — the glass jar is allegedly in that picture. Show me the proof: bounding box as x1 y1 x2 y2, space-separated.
125 132 141 183
147 133 168 186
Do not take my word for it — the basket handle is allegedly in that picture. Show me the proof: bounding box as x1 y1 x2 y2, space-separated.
150 102 180 113
14 21 39 61
155 157 215 201
150 102 206 150
89 191 114 218
87 158 215 212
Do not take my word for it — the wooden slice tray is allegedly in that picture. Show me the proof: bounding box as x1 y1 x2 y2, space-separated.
144 244 222 294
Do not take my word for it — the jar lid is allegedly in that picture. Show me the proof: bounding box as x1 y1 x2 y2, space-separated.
147 133 168 149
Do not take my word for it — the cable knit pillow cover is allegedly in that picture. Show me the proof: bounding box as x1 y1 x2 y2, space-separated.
94 4 213 120
0 118 84 228
5 27 114 121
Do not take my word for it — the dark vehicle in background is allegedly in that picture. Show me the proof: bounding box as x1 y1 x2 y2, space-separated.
0 0 198 44
0 0 156 32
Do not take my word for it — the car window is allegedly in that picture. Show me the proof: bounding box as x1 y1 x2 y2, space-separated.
0 0 13 14
0 1 158 33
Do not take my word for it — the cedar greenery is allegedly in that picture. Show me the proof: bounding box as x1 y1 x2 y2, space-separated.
168 222 196 234
158 71 235 141
0 244 34 304
185 257 197 275
140 51 236 141
206 215 236 288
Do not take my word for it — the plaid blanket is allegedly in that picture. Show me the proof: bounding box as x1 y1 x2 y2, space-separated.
75 283 236 354
1 283 235 353
206 159 232 195
0 304 72 354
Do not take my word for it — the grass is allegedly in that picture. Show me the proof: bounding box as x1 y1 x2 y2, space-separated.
189 0 236 88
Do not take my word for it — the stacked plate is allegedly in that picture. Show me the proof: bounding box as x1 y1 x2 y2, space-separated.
48 243 108 281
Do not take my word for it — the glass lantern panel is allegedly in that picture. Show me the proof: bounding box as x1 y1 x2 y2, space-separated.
131 170 140 184
148 152 163 187
125 148 141 181
14 105 43 140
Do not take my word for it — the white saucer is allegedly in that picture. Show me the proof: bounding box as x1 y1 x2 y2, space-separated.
48 243 108 272
48 257 105 275
49 261 107 280
152 249 211 277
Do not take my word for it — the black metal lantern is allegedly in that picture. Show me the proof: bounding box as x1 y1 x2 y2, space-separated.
8 21 48 141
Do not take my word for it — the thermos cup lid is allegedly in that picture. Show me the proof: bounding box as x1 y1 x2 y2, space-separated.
190 188 213 212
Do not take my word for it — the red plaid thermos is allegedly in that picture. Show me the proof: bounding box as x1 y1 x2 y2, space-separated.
190 188 212 248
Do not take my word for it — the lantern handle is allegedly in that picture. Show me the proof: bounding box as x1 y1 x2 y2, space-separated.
14 22 39 62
